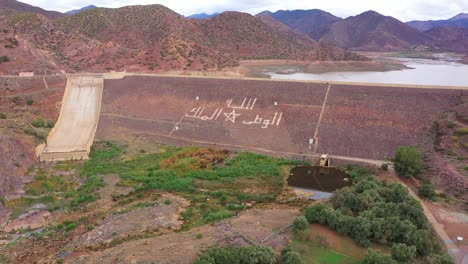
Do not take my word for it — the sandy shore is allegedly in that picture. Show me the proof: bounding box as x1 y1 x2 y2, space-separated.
238 58 409 77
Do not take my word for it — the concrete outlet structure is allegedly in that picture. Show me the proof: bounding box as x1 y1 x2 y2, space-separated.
37 75 104 161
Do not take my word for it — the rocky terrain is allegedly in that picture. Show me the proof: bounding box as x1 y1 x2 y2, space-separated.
0 2 370 75
309 11 433 51
407 13 468 31
257 9 342 35
425 27 468 53
0 0 62 19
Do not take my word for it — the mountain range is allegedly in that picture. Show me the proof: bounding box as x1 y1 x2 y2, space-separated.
0 1 365 74
65 5 97 15
407 13 468 31
0 0 467 75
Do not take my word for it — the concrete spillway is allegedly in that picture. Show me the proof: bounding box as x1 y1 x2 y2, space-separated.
37 76 103 161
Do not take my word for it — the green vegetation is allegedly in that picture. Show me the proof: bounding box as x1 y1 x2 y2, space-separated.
27 98 34 106
292 216 308 233
394 146 423 178
0 55 9 63
12 96 20 105
75 142 301 228
194 245 276 264
418 183 436 200
391 243 416 264
301 169 453 263
362 250 396 264
31 117 55 128
381 163 388 170
24 127 47 140
0 112 6 119
454 128 468 136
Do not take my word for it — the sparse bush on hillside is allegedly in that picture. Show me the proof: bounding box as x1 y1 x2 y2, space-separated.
418 183 435 200
0 55 9 63
0 112 6 119
394 146 423 178
454 128 468 136
27 98 34 106
32 117 55 128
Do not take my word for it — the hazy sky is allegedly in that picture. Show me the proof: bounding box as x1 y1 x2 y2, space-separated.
22 0 468 21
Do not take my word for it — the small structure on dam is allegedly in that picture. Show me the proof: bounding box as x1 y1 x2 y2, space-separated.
36 75 104 161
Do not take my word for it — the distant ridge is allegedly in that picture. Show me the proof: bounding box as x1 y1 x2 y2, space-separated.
65 5 97 15
309 10 432 51
0 0 63 18
259 9 342 34
407 13 468 31
188 12 219 19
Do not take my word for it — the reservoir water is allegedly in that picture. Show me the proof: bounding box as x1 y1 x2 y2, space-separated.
288 166 351 200
267 58 468 87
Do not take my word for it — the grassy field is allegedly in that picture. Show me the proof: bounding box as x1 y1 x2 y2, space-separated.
292 239 357 264
5 141 307 229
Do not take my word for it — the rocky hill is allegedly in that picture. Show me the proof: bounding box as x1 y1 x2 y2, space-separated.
425 27 468 53
0 4 366 74
310 11 433 51
407 13 468 31
0 0 63 19
258 9 341 34
65 5 97 15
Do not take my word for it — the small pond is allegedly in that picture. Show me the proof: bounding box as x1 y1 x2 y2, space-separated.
288 166 351 200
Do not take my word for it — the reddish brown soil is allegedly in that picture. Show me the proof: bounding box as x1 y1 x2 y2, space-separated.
98 76 466 161
65 207 299 264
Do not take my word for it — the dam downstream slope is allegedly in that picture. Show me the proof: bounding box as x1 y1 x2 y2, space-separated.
37 76 103 161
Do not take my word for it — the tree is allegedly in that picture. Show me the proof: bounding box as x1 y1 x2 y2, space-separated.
394 147 423 178
426 254 455 264
391 243 416 264
410 230 434 256
304 203 330 224
362 250 397 264
293 216 308 233
418 183 435 200
194 246 277 264
282 251 302 264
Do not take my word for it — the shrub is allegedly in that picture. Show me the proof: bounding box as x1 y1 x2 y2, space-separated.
381 163 389 170
292 216 308 233
425 254 455 264
454 128 468 136
418 183 435 200
446 122 455 128
282 251 302 264
0 55 9 63
304 203 330 224
194 245 276 264
196 233 203 239
391 243 416 264
27 98 34 105
394 146 423 178
12 96 21 105
0 112 6 119
31 117 55 128
362 250 397 264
